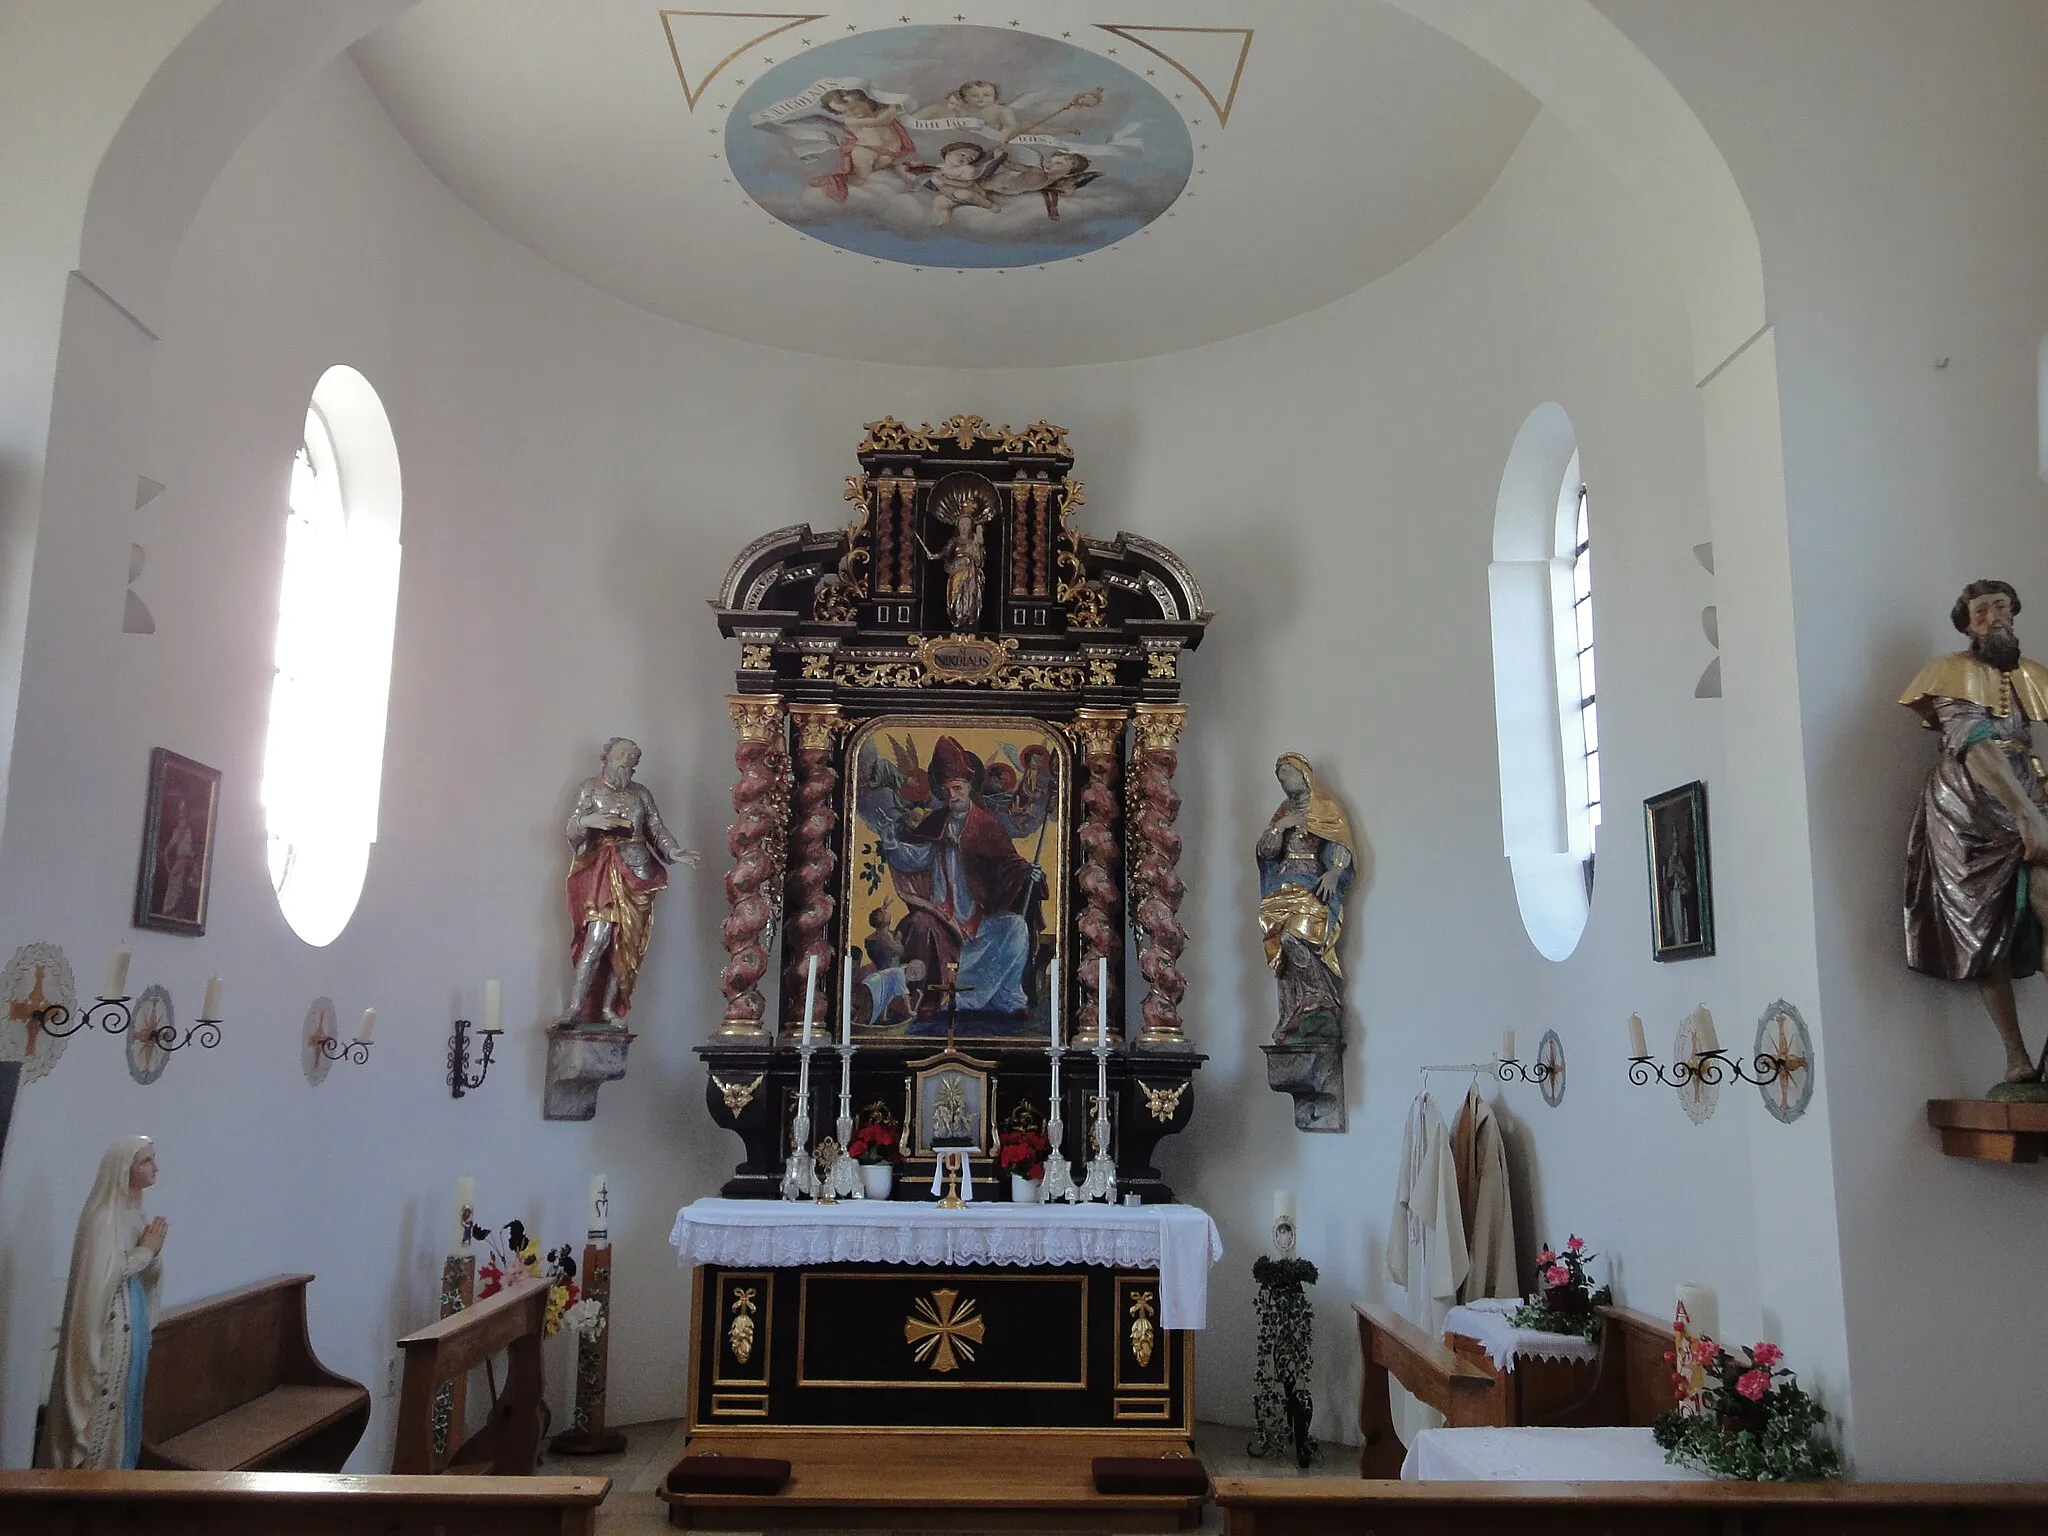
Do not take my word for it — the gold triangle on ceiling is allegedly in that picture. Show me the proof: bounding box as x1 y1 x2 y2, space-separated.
1096 24 1253 126
659 11 825 110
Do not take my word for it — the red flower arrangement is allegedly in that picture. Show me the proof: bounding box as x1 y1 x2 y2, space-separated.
847 1116 902 1167
998 1124 1052 1181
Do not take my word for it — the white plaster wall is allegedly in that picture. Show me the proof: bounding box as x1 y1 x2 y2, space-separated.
1603 0 2048 1480
0 51 1759 1467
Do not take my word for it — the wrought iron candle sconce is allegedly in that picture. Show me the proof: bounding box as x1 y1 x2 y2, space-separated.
448 1017 500 1099
311 1033 373 1066
1627 1047 1794 1090
1625 1005 1813 1123
35 995 222 1054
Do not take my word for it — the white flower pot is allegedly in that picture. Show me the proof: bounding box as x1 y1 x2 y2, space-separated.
1010 1174 1043 1204
860 1163 895 1200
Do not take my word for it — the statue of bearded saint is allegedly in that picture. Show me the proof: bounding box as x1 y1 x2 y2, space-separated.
564 738 699 1029
1255 754 1357 1044
1902 580 2048 1099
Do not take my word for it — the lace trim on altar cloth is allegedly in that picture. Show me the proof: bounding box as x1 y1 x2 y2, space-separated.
1441 1297 1602 1371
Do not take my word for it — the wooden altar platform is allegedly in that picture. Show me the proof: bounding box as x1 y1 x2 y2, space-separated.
658 1431 1205 1530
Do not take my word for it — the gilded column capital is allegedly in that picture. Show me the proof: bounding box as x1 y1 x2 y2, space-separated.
1132 703 1187 755
728 693 787 743
788 703 847 752
1073 707 1129 760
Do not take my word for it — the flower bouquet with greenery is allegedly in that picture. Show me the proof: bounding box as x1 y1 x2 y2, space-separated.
998 1124 1052 1181
1653 1338 1842 1480
1506 1234 1612 1340
847 1115 902 1168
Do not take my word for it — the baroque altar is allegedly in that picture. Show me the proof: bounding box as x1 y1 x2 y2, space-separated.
699 416 1211 1203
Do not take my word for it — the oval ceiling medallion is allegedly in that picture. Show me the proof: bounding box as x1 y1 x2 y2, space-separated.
726 24 1193 269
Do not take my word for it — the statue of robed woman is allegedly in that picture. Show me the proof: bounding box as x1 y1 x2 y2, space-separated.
1256 754 1356 1043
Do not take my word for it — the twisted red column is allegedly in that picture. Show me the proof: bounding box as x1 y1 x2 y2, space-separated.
1132 705 1188 1045
780 707 842 1029
1073 711 1126 1042
719 696 788 1035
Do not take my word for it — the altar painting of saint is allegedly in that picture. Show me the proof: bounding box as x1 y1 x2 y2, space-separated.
847 717 1064 1041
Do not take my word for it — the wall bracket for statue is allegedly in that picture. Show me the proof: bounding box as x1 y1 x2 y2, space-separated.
543 1025 636 1122
701 417 1211 1196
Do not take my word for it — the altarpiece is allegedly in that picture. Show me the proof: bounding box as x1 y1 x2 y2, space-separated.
687 417 1212 1436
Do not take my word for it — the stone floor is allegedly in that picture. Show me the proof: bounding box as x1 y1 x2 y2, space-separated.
544 1419 1355 1534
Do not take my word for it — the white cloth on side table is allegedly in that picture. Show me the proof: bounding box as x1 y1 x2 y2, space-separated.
1385 1092 1467 1444
929 1151 974 1200
1440 1297 1601 1371
668 1197 1223 1330
1402 1425 1711 1482
1450 1082 1518 1303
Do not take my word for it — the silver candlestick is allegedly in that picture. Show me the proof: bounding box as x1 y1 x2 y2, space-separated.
1042 1038 1081 1204
781 1030 821 1201
1077 1024 1117 1203
829 1039 865 1199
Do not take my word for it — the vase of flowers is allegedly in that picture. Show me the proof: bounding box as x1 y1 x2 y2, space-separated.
847 1105 901 1200
1506 1234 1612 1339
1653 1338 1841 1480
998 1118 1052 1201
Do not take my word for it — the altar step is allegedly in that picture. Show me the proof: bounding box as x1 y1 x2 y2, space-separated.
659 1432 1207 1531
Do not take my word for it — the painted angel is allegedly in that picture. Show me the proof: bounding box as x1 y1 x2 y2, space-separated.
770 87 919 202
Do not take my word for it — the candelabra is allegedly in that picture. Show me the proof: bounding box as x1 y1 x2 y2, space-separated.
1076 1025 1117 1204
313 1033 373 1066
35 997 222 1053
1628 1047 1795 1091
827 1040 864 1200
447 1018 498 1098
1042 1037 1081 1203
782 1029 821 1201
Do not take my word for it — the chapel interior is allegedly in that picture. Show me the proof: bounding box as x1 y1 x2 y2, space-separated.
3 1 2047 1531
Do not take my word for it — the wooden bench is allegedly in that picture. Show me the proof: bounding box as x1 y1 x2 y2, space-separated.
0 1469 609 1535
393 1277 551 1475
1212 1477 2048 1535
140 1274 369 1472
1355 1300 1673 1475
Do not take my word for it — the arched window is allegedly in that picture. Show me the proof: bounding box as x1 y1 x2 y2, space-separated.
1489 405 1595 960
261 366 402 946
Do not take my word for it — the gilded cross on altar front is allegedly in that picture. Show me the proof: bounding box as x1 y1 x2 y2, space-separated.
905 1288 985 1374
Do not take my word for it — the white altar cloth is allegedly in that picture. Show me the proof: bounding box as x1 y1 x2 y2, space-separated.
1440 1297 1602 1371
1402 1426 1711 1482
669 1198 1223 1331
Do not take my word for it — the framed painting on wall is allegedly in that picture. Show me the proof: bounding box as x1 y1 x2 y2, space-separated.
840 714 1065 1044
134 747 221 936
1644 779 1714 962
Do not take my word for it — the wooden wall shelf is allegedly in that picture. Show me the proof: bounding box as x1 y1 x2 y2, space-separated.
1926 1098 2048 1163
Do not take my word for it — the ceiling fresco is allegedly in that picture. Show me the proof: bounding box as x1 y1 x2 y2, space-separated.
719 24 1195 268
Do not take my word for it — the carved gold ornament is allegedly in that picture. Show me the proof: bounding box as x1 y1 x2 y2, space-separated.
1133 703 1188 755
790 704 847 752
1074 708 1129 759
1146 652 1178 680
1089 659 1117 686
905 1288 986 1373
811 476 875 622
859 415 1069 456
1128 1290 1157 1368
1140 1080 1188 1122
1054 479 1109 627
740 644 774 670
715 1074 764 1115
728 1286 758 1364
728 694 787 744
801 655 832 679
914 634 1017 684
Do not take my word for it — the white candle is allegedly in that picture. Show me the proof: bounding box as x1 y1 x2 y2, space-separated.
588 1174 610 1244
453 1177 475 1252
104 948 131 999
482 979 502 1034
1693 1006 1719 1054
1097 955 1108 1043
1501 1027 1516 1063
1676 1281 1719 1341
200 974 222 1019
1628 1012 1649 1059
801 953 819 1039
359 1007 377 1042
1049 965 1060 1046
1274 1190 1296 1227
841 951 853 1046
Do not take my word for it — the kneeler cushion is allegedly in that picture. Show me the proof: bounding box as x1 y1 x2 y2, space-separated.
666 1454 792 1495
1092 1456 1210 1496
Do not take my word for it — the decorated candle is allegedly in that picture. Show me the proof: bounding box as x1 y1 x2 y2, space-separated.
453 1177 475 1252
103 948 132 1000
1693 1006 1719 1054
359 1007 377 1042
1676 1281 1719 1341
1627 1012 1649 1059
482 979 502 1034
588 1174 610 1244
1274 1190 1296 1227
1501 1027 1516 1063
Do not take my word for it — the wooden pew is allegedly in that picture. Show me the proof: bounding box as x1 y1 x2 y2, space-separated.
1354 1300 1673 1475
141 1274 370 1472
0 1469 609 1535
392 1278 550 1475
1212 1477 2048 1535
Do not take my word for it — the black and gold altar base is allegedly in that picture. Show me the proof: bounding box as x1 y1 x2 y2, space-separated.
688 1262 1189 1434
